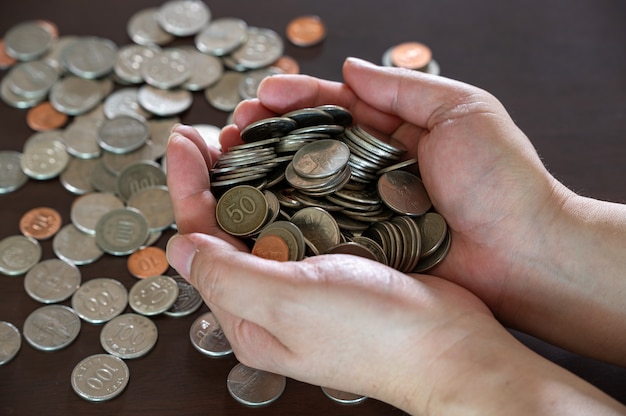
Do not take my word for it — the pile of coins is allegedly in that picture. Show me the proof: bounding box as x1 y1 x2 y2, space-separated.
212 106 451 273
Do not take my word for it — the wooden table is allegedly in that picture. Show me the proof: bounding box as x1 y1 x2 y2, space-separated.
1 1 625 415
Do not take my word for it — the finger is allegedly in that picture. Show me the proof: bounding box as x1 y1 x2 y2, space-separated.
232 98 278 130
165 135 247 249
256 72 403 133
219 124 244 150
170 124 218 168
342 57 503 129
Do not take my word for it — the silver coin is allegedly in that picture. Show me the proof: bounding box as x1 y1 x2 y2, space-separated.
60 157 98 195
100 313 158 359
290 207 341 255
137 84 193 117
24 258 81 304
128 275 179 316
71 278 128 324
0 235 41 276
61 36 118 79
141 48 191 89
238 66 283 100
204 71 244 112
102 142 157 176
164 275 203 317
97 116 150 155
114 44 160 85
0 321 21 365
116 160 167 202
195 17 248 56
53 224 104 265
413 229 451 273
189 311 232 356
127 7 175 46
292 139 350 179
5 60 58 98
377 170 432 216
157 0 211 37
3 20 54 61
0 151 28 194
180 46 223 91
20 134 69 180
227 363 286 407
148 117 180 159
126 185 174 232
23 304 81 351
321 386 368 405
0 74 43 108
257 221 305 261
71 354 129 402
49 75 103 115
90 158 119 194
103 87 152 121
230 27 283 70
414 212 448 259
62 117 103 159
95 207 150 256
41 36 76 74
191 123 222 150
71 192 125 235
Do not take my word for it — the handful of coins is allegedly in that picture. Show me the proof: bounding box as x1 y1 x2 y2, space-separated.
212 106 450 273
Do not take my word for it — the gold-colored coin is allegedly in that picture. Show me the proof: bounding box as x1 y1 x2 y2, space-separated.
216 185 269 237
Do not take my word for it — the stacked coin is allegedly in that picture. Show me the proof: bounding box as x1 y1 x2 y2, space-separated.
213 106 451 273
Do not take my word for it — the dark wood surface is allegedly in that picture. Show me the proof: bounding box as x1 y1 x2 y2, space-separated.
1 1 625 415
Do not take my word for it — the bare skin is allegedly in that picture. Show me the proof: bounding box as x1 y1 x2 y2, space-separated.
166 58 626 415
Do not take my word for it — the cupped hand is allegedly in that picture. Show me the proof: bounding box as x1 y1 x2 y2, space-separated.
166 230 513 413
222 57 571 323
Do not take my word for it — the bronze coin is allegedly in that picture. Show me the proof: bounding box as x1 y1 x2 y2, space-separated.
0 39 17 69
286 15 326 47
271 55 300 74
26 102 69 131
127 246 169 279
19 206 63 240
390 42 432 70
251 234 290 262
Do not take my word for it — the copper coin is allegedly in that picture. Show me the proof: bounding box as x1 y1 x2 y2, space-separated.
390 42 432 70
26 102 69 131
127 246 169 279
286 15 326 47
19 207 63 240
0 39 17 69
252 234 290 262
272 55 300 74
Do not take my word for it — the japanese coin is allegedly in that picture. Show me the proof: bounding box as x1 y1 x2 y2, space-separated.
216 185 269 236
227 363 286 407
189 311 232 357
71 278 128 324
100 313 158 359
128 275 179 316
23 304 81 351
0 321 21 365
0 235 41 276
71 354 129 402
24 258 81 303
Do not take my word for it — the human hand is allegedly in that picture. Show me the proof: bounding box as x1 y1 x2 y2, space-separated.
221 57 567 323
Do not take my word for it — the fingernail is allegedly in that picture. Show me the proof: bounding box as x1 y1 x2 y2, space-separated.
170 122 182 134
166 234 197 279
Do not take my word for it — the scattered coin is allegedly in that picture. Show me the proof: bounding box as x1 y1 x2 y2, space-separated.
22 304 81 351
189 311 233 357
0 234 41 276
389 41 432 70
26 101 68 131
286 15 326 47
128 274 179 316
0 151 28 193
52 224 104 265
127 246 169 279
70 192 125 235
19 206 62 240
0 321 21 365
71 277 129 324
100 313 159 359
95 207 150 256
227 363 286 407
23 258 81 303
164 275 203 317
321 386 368 405
71 354 130 402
